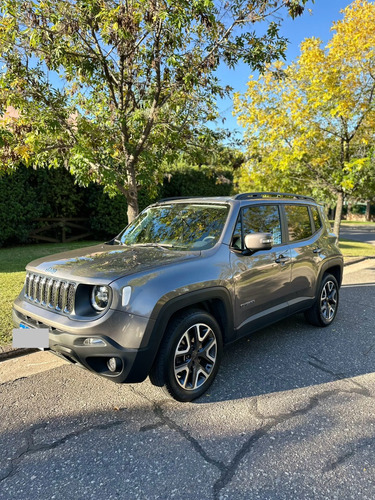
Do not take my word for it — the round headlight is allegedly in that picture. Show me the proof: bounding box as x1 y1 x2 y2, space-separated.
91 285 110 311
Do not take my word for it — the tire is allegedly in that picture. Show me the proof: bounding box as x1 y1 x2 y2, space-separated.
149 309 223 402
304 273 339 327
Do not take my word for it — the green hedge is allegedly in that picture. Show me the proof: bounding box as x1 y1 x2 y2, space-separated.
0 165 233 247
162 165 232 198
350 204 375 216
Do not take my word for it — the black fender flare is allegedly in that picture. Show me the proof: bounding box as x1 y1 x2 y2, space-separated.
140 286 234 366
317 257 344 288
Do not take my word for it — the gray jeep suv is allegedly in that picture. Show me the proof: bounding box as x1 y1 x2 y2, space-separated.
13 192 343 401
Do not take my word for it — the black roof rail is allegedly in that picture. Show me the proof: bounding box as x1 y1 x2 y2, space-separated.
157 196 200 203
234 192 316 202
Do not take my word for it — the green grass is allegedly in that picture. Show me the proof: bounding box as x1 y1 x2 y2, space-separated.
329 220 375 225
0 241 100 346
339 239 375 257
1 238 374 346
0 240 101 273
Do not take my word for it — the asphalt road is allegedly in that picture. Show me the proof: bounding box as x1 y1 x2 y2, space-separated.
1 260 375 500
339 224 375 244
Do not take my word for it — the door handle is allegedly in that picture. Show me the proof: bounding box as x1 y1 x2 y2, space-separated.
313 247 323 254
275 254 290 264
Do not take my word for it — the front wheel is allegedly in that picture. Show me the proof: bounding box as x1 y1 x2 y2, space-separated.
305 273 339 327
149 310 223 402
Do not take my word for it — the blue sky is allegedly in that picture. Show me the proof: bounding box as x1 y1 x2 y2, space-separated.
216 0 356 135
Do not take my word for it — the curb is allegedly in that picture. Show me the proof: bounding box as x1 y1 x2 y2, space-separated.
344 256 375 267
0 347 38 362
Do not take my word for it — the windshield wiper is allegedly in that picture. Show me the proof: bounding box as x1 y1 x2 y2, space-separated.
132 243 177 249
131 242 190 250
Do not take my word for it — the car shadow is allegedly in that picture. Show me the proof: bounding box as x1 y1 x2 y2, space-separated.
198 283 375 404
1 284 374 498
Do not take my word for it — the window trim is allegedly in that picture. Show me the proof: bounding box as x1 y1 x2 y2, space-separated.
309 205 323 235
230 203 284 251
282 203 315 243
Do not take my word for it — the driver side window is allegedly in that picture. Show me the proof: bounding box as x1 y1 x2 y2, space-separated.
232 204 282 249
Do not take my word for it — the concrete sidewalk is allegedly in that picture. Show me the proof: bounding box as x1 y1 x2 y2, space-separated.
0 350 66 384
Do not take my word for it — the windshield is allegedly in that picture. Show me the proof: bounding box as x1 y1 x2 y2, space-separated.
117 203 230 250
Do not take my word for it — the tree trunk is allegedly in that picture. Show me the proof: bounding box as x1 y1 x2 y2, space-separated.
125 187 139 223
115 167 139 224
333 191 344 237
126 165 139 223
365 201 371 222
346 200 352 221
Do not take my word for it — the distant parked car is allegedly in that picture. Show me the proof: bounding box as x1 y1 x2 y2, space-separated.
13 192 343 401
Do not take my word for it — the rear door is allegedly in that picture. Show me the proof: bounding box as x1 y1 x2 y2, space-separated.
230 203 292 336
282 204 323 312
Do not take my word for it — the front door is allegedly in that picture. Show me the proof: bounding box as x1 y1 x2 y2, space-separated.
230 203 292 336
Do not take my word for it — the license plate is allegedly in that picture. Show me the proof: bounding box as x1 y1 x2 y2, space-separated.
13 327 49 349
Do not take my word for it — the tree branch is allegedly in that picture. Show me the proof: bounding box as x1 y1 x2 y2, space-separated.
130 17 164 165
90 28 119 108
348 81 375 141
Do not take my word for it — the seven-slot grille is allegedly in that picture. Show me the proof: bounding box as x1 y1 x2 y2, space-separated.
24 273 76 314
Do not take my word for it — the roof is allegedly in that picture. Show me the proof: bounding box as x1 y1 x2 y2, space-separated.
157 192 317 204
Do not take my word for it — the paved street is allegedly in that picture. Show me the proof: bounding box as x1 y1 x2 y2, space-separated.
1 260 375 500
340 224 375 245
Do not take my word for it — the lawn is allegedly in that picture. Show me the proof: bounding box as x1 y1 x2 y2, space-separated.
1 238 374 346
339 239 375 257
333 220 375 225
0 241 100 346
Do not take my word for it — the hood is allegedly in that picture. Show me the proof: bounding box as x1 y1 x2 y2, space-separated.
26 243 200 281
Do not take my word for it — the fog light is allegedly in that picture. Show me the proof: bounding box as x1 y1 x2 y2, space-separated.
83 337 107 346
107 357 122 373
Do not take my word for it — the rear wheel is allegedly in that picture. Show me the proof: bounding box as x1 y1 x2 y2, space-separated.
305 273 339 327
149 309 223 402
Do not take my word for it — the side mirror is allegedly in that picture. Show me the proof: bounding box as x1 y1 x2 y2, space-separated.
244 232 273 253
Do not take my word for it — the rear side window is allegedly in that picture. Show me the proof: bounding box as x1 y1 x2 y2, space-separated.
311 206 322 232
285 205 313 241
242 204 282 245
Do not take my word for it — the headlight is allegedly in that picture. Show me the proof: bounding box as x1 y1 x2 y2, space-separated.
91 285 110 311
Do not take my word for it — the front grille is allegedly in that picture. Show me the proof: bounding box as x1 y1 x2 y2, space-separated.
24 273 76 315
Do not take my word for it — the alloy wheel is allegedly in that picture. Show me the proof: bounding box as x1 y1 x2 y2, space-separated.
173 323 217 391
320 280 337 321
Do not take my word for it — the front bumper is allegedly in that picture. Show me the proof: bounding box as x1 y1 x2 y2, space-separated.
12 306 157 384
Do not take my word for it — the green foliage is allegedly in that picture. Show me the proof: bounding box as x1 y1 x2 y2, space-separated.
0 0 309 220
0 166 131 246
85 183 130 239
234 1 375 236
349 204 375 216
0 168 45 245
162 164 233 198
0 159 236 247
161 144 241 198
38 168 86 217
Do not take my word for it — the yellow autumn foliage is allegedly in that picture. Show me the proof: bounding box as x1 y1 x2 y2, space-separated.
234 0 375 206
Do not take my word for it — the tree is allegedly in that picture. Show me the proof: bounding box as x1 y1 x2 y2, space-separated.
233 0 375 235
0 0 310 222
162 141 244 197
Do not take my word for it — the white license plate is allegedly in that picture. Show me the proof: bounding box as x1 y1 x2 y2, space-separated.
13 327 49 349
